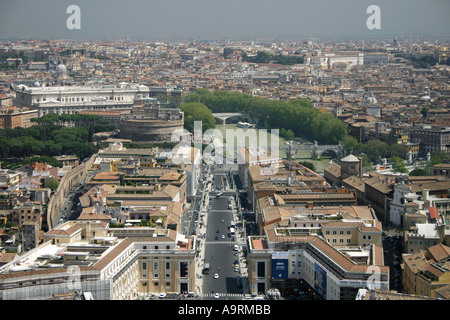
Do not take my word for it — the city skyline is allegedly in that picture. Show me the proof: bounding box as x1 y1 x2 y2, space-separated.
0 0 449 41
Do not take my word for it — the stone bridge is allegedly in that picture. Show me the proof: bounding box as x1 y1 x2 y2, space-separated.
282 140 345 159
212 112 251 124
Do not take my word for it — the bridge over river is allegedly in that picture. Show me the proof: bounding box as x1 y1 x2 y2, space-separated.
212 112 252 124
282 140 345 159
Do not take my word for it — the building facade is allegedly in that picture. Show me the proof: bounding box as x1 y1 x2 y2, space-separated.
410 125 450 157
14 83 151 117
0 221 196 300
247 231 389 300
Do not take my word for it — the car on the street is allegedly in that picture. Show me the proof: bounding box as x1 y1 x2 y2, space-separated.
214 293 220 299
221 235 225 239
159 293 166 299
221 219 224 223
214 273 219 279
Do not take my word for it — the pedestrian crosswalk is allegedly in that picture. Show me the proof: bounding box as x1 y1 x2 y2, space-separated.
202 292 245 299
205 241 238 245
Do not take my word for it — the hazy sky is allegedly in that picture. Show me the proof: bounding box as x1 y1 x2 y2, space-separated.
0 0 449 40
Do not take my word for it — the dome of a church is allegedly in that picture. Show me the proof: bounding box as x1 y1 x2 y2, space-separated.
365 95 377 104
55 64 67 78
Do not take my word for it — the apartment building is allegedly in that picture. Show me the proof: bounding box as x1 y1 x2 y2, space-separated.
0 108 38 129
7 202 43 250
246 160 327 211
249 192 387 300
363 172 396 224
0 220 196 299
410 125 450 157
402 243 450 297
247 226 388 300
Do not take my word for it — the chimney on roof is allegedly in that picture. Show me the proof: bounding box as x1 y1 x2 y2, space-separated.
422 189 429 201
86 221 92 240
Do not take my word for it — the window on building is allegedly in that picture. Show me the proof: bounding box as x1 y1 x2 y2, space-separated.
180 261 188 278
257 261 265 278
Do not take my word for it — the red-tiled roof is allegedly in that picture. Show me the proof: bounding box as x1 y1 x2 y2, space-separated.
429 207 439 220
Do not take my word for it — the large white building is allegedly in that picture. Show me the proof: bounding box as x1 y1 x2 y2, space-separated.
304 51 364 70
0 220 196 300
14 82 151 117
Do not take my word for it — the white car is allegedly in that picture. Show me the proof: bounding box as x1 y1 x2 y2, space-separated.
221 235 225 239
214 273 219 279
214 293 220 299
159 293 166 299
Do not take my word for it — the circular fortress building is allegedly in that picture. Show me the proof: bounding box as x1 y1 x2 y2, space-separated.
119 95 185 143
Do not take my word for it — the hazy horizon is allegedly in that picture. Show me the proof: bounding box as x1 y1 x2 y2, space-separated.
0 0 449 41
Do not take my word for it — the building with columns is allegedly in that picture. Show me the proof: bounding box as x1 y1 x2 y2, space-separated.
14 82 151 117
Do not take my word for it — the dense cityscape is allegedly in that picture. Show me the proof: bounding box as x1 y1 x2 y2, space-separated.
0 2 449 308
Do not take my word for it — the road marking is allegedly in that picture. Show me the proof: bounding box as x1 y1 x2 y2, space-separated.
205 241 237 245
202 293 245 298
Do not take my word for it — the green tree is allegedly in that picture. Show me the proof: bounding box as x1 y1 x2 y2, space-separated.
179 102 216 132
357 153 373 171
284 129 295 140
184 90 346 144
390 143 408 159
429 150 449 166
409 167 430 176
44 177 59 191
342 135 360 154
361 140 389 162
298 161 315 171
390 156 408 173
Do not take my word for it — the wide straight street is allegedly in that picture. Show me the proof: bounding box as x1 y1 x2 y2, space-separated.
200 165 246 300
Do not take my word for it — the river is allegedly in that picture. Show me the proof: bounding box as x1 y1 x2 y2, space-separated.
214 123 333 173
